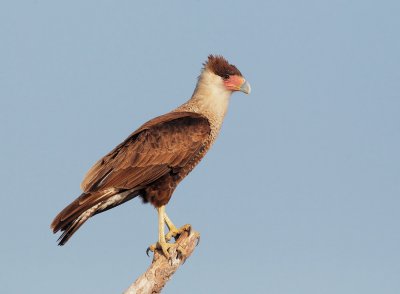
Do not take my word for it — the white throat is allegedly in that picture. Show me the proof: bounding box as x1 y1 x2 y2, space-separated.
187 69 232 119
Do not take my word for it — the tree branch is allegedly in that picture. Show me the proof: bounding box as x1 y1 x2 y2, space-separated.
123 229 200 294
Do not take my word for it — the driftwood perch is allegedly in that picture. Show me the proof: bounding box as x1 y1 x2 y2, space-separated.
123 229 200 294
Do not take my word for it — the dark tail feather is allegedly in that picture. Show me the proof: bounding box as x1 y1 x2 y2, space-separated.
51 189 140 245
51 191 106 245
56 206 98 246
57 221 81 246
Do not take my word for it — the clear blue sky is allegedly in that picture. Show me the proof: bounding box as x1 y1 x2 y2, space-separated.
1 1 399 293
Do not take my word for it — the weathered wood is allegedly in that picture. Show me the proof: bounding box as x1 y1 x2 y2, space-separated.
123 230 200 294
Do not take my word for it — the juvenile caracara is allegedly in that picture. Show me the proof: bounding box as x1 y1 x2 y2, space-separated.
51 55 251 256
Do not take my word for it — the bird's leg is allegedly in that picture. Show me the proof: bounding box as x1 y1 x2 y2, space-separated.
164 212 191 242
164 212 177 232
147 205 176 258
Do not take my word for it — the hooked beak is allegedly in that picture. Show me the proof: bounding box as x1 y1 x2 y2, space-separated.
240 80 251 94
224 75 251 94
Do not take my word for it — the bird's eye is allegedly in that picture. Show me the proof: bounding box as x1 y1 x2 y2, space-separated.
222 74 230 80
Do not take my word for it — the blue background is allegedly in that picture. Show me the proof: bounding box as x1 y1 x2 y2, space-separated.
1 1 399 293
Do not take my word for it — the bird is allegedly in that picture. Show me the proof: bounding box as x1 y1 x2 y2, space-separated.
51 55 251 257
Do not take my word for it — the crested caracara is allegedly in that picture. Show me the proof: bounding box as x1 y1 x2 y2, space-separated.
51 55 251 257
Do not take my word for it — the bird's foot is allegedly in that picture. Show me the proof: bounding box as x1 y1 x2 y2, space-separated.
146 241 178 259
165 224 191 242
146 225 192 258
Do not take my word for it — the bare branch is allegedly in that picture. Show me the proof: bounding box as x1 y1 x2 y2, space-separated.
123 230 200 294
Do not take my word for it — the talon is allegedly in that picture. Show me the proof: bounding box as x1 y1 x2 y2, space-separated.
159 242 173 259
165 224 192 242
146 241 177 259
146 244 156 257
176 247 183 260
196 235 200 246
152 207 194 259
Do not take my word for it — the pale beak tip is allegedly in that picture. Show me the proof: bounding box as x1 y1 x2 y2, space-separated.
240 80 251 94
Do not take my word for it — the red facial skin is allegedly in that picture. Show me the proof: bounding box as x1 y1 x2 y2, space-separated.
223 75 246 91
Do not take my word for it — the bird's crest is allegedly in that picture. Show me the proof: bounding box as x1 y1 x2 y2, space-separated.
204 55 242 79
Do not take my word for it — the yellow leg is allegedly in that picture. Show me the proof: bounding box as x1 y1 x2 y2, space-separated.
147 206 193 258
158 206 166 244
164 212 177 232
164 212 191 242
147 206 176 258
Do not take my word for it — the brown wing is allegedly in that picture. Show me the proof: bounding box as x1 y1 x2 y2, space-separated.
51 112 211 245
81 111 211 193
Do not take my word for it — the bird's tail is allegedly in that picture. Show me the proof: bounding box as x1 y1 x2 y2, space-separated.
51 189 139 245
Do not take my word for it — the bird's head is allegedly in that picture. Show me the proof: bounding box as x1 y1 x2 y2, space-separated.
204 55 251 95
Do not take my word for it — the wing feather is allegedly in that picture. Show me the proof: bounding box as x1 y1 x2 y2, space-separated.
52 111 211 245
80 111 211 193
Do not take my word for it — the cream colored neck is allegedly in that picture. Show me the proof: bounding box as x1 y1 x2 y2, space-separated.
184 69 232 120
